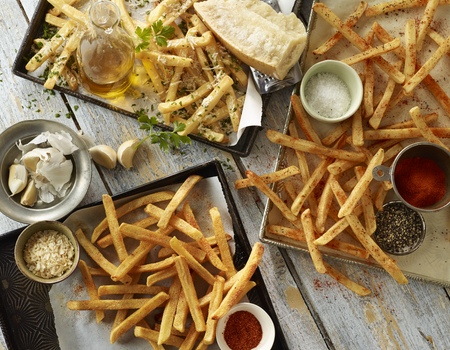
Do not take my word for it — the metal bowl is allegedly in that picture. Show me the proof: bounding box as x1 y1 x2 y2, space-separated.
0 119 92 223
373 201 426 256
14 220 80 284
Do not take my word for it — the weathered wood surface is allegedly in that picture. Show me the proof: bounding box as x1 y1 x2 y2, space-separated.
1 0 450 349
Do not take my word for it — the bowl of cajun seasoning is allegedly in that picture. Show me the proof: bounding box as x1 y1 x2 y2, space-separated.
372 142 450 212
216 303 275 350
373 201 426 255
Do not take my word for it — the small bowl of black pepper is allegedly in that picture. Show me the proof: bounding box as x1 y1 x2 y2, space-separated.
373 201 426 255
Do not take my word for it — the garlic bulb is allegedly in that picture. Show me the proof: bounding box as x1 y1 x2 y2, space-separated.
20 179 37 206
8 164 28 195
89 145 117 169
117 140 139 169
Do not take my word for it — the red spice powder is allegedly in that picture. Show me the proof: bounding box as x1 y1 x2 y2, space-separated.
394 157 446 208
224 311 263 350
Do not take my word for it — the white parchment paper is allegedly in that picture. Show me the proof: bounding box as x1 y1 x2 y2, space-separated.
49 177 235 349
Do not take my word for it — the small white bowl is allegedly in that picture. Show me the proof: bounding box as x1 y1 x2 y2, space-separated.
216 303 275 350
300 60 363 123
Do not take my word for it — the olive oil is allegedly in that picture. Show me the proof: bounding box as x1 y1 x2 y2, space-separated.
77 1 135 99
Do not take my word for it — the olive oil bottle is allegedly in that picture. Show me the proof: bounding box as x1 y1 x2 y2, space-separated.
77 0 135 99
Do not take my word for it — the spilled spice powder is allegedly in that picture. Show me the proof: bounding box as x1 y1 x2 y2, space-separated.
224 311 263 350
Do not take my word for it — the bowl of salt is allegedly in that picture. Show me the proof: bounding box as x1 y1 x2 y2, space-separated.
299 60 363 123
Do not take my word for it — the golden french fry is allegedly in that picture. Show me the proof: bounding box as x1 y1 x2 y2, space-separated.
203 276 225 345
158 81 213 114
78 260 105 323
173 290 189 333
363 30 375 118
301 209 326 274
409 106 449 150
135 326 184 347
352 105 364 146
375 183 389 211
68 299 159 310
323 261 371 296
158 276 182 345
98 285 169 296
158 175 203 229
209 207 235 278
321 118 352 146
235 165 301 189
129 256 175 274
136 51 193 67
74 229 132 285
313 1 368 55
45 13 68 27
365 0 446 17
212 243 264 320
48 0 78 16
315 174 338 234
342 176 357 192
110 292 169 344
416 0 439 51
341 38 401 65
267 129 366 162
46 0 89 26
364 127 450 140
404 19 416 97
175 256 206 332
147 266 178 287
291 94 323 146
384 112 438 129
103 194 128 262
355 166 376 235
225 88 241 132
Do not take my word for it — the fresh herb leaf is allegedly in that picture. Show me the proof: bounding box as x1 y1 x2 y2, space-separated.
134 20 175 52
135 112 191 153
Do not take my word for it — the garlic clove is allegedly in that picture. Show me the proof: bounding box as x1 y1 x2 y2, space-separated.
22 147 60 172
117 140 140 169
8 164 28 195
20 179 37 207
88 145 117 169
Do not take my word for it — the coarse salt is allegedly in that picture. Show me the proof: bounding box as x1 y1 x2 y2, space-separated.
305 72 351 119
23 230 74 279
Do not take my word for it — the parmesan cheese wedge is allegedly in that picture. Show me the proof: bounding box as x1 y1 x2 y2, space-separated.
194 0 307 80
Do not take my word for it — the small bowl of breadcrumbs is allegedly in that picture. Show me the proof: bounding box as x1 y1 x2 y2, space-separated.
14 220 80 284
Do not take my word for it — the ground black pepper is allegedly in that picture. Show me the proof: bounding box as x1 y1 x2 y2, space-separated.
373 202 424 254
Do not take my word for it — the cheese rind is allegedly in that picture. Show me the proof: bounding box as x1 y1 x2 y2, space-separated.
194 0 307 80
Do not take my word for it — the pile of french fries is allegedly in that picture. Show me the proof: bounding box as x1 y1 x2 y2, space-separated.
237 0 450 296
68 175 264 349
26 0 248 144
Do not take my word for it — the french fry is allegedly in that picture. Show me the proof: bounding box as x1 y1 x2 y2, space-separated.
135 326 184 347
409 106 449 150
267 129 366 162
342 176 358 192
323 261 371 296
245 170 303 230
365 0 449 17
338 149 384 218
312 1 368 55
48 0 78 16
158 175 203 229
209 207 235 278
78 260 105 323
158 276 182 345
212 242 264 320
291 94 323 146
375 183 389 211
45 13 68 27
302 209 326 274
103 194 128 262
235 165 301 189
313 3 405 84
225 87 242 132
110 292 169 344
147 266 178 287
136 51 193 67
363 30 375 118
321 118 352 146
173 290 189 333
68 299 160 310
46 0 89 26
341 37 401 65
427 28 450 59
404 19 416 97
203 276 225 345
315 173 338 234
158 82 213 114
92 191 174 243
352 105 364 146
74 228 132 285
355 166 376 235
364 128 450 140
384 112 438 129
416 0 439 51
98 285 169 296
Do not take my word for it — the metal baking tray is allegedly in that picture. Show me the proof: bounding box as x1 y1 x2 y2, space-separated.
11 0 307 157
259 0 450 288
0 160 289 350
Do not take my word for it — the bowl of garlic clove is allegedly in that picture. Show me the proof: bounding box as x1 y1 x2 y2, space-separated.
0 119 92 224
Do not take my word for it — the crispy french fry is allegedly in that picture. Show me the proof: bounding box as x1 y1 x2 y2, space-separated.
338 149 384 218
323 261 371 296
321 118 352 146
147 266 178 287
342 176 358 192
291 94 323 146
313 1 368 55
212 242 264 320
103 194 128 262
98 285 169 296
302 209 326 274
158 82 213 114
46 0 89 26
316 173 338 234
158 276 182 345
225 87 241 132
235 165 301 189
135 326 184 347
355 166 376 235
209 207 235 277
203 276 225 345
384 113 438 129
364 127 450 140
375 183 389 211
352 105 364 146
45 13 68 27
78 260 105 323
267 129 366 162
410 106 449 150
136 51 193 67
416 0 439 51
68 299 160 310
363 30 375 118
365 0 449 17
341 38 401 65
404 19 416 97
175 256 206 332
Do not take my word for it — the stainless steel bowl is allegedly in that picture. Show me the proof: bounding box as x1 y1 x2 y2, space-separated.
0 119 92 223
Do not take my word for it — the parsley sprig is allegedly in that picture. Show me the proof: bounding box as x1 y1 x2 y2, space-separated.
136 114 191 153
134 20 175 53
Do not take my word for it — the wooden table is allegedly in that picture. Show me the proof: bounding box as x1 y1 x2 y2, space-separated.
1 0 450 349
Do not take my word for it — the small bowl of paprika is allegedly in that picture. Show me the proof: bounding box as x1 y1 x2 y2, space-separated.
372 142 450 212
216 303 275 350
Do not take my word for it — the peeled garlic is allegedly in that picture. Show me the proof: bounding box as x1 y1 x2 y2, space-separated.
88 145 117 169
22 147 60 172
8 164 28 195
117 140 140 169
20 180 37 206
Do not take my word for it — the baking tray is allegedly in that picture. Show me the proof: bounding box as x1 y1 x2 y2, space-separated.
259 0 450 287
11 0 306 157
0 160 288 350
